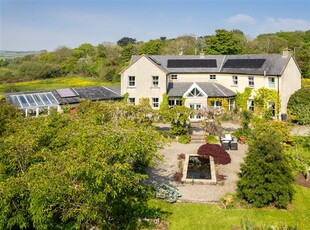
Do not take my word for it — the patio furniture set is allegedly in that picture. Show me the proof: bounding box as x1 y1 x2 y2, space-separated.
220 134 238 150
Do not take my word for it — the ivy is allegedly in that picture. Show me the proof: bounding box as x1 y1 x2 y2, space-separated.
254 88 280 118
235 87 253 111
208 98 229 112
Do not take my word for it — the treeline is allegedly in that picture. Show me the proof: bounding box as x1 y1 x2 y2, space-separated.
0 29 309 83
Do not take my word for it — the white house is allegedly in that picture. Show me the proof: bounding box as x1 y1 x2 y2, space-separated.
120 50 301 120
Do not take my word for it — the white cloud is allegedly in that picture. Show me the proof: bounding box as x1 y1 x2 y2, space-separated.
225 14 256 25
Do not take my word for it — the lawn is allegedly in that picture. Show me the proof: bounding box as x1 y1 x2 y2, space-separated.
0 77 119 96
150 185 310 229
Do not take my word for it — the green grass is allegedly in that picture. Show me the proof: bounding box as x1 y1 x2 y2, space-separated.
150 185 310 229
0 77 119 95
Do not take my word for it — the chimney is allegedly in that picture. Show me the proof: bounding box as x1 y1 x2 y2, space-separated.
199 50 205 59
282 47 291 57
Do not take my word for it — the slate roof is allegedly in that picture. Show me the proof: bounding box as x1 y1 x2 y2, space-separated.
167 82 236 98
130 53 292 76
5 85 122 106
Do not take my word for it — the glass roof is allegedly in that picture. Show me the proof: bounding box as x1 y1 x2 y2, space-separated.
9 92 59 109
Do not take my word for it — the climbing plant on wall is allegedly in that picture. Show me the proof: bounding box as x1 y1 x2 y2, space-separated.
254 88 280 118
207 98 229 112
235 87 253 111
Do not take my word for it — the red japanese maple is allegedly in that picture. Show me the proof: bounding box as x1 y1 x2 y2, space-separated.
197 143 231 165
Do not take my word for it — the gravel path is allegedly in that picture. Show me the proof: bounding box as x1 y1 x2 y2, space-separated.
148 141 247 203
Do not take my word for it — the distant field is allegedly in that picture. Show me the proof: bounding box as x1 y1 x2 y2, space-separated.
0 77 119 97
0 50 38 59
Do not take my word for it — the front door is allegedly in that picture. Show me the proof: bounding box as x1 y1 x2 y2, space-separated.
189 104 202 120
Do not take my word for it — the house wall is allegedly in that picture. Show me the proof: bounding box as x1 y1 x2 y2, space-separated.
168 73 276 94
278 57 302 115
121 56 167 108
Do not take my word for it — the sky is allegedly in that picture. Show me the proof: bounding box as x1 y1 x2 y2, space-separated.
1 0 310 51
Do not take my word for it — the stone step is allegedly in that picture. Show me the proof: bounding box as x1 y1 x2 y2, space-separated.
190 134 206 143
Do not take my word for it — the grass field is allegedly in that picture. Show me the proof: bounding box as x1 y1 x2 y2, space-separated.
151 186 310 229
0 77 118 96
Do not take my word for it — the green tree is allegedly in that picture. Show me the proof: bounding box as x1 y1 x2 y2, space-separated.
205 29 242 54
138 40 163 55
237 125 294 208
117 37 137 47
0 101 166 229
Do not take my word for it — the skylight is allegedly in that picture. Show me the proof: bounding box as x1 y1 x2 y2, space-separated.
9 92 59 109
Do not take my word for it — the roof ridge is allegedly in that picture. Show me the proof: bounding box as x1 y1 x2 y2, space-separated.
211 83 227 97
101 86 119 95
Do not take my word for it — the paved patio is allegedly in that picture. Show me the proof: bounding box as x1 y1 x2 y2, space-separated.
148 141 247 203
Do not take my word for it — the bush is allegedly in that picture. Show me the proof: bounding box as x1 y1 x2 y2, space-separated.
287 87 310 125
205 135 218 144
178 135 191 144
197 144 231 165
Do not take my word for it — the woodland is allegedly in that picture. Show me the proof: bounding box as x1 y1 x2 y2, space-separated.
0 29 310 85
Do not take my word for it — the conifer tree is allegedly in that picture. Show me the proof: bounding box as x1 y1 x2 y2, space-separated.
237 126 294 208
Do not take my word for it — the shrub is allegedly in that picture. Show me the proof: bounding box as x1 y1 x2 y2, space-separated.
237 126 294 208
205 135 218 144
178 135 191 144
287 87 310 125
197 144 231 165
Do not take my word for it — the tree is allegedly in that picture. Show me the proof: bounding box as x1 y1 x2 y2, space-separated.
287 87 310 125
204 29 242 54
117 37 137 47
237 125 294 208
138 40 163 55
0 101 166 229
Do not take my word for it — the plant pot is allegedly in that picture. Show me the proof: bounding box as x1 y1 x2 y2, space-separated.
238 136 246 144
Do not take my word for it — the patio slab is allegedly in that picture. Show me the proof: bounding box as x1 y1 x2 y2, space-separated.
148 141 247 203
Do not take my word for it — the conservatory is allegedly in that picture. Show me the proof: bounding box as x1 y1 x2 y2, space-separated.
8 92 61 117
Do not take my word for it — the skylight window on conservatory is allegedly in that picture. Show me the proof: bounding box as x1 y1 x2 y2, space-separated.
9 92 59 109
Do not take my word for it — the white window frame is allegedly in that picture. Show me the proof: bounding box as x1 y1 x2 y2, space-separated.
228 98 235 111
268 77 275 88
168 98 182 107
248 76 254 87
189 103 202 120
128 98 135 105
128 76 135 87
268 101 276 116
170 74 177 80
232 76 238 86
152 98 159 108
211 100 222 109
248 99 254 111
152 76 159 87
209 75 216 80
